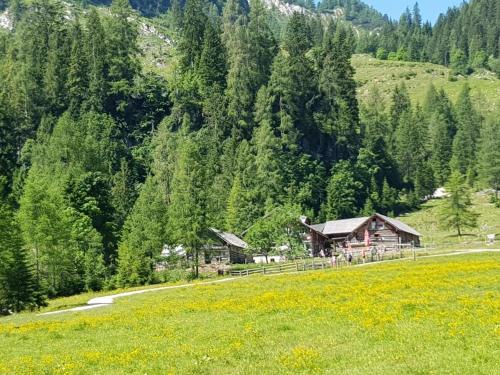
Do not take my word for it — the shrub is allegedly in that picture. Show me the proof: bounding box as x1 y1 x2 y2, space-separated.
376 48 388 60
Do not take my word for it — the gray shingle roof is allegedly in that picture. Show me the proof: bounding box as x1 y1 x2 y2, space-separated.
322 217 370 235
376 214 422 237
209 228 248 249
308 214 421 237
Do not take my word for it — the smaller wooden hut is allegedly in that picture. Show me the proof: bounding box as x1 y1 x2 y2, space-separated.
205 228 251 264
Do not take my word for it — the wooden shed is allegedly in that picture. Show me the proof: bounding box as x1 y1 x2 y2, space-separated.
205 228 251 264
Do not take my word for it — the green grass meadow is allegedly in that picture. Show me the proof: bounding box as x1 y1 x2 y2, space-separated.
398 193 500 251
1 252 498 374
353 54 500 114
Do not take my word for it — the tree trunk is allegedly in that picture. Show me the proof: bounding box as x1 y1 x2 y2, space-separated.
194 248 199 278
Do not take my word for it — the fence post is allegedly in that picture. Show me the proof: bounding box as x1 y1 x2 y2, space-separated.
246 269 249 276
413 248 416 261
296 262 299 271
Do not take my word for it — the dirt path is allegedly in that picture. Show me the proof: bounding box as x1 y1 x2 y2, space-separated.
39 249 499 316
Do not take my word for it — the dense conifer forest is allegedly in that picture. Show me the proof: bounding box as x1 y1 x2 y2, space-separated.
0 0 498 312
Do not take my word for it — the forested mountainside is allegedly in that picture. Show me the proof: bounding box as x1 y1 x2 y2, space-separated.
0 0 498 312
356 0 500 75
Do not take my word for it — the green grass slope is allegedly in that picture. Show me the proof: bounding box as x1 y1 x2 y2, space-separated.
0 252 498 374
397 193 500 250
353 54 500 113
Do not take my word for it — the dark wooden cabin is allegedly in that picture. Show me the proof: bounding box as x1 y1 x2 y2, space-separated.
204 228 251 264
301 214 421 256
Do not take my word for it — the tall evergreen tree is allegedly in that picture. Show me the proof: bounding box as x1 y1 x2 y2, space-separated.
450 84 481 181
178 0 207 72
439 171 478 236
168 136 207 278
197 21 227 93
85 8 107 112
323 161 361 220
105 0 140 116
0 203 43 314
67 19 88 116
477 116 500 201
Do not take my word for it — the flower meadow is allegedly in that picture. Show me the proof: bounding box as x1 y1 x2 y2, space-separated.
0 252 498 374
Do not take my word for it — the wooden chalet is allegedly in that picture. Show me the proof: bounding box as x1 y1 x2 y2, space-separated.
205 228 251 264
301 214 421 256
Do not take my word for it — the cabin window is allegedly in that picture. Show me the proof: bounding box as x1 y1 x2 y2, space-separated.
371 219 385 230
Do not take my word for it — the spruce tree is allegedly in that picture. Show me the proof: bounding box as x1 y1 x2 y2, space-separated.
106 0 140 116
178 0 207 72
439 171 478 236
0 203 42 314
477 116 500 202
450 84 481 181
168 136 207 278
85 8 107 112
197 21 227 93
67 19 88 116
117 176 167 286
323 161 361 220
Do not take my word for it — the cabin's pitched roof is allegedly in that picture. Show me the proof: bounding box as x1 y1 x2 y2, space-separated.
376 214 422 237
322 217 370 235
209 228 248 249
307 214 421 237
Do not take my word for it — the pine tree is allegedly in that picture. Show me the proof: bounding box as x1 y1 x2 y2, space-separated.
389 82 411 149
44 27 70 115
67 19 88 116
85 8 107 112
429 89 456 185
166 0 183 32
450 48 469 75
317 24 360 160
0 203 43 314
225 174 254 234
477 116 500 202
439 171 478 236
178 0 207 72
197 21 227 93
168 136 207 278
117 176 167 286
450 84 481 181
106 0 140 116
323 161 361 220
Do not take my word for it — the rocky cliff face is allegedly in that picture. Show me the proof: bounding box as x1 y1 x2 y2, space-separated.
261 0 344 20
0 10 13 30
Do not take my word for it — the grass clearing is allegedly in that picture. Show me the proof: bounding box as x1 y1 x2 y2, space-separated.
0 252 498 374
353 54 500 114
398 193 500 251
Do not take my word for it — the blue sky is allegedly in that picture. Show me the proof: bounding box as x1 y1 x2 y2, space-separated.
362 0 466 24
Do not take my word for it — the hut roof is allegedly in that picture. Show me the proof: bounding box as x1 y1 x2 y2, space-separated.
308 214 421 237
376 214 422 237
323 217 370 235
209 228 248 249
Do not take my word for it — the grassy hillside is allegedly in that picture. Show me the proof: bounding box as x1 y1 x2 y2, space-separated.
397 192 500 250
0 252 498 374
353 54 500 114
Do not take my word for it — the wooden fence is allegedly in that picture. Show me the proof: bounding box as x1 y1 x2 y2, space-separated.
230 249 414 277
